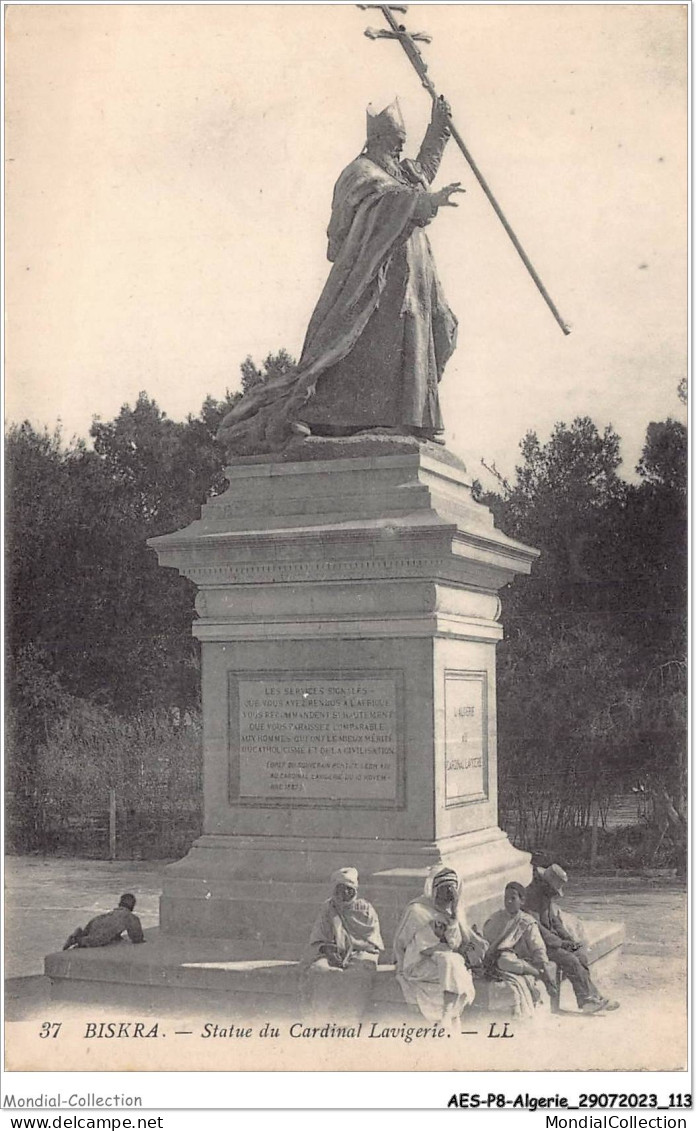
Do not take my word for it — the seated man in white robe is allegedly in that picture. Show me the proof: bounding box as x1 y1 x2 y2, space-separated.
393 865 484 1030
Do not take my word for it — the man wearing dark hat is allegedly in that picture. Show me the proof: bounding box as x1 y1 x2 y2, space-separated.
62 893 145 950
525 865 618 1014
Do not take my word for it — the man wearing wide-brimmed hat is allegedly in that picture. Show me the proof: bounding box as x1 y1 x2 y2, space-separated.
525 865 619 1015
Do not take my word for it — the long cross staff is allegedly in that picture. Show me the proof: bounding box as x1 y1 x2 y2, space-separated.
358 4 571 336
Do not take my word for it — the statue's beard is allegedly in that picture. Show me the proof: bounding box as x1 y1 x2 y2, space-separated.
365 145 403 179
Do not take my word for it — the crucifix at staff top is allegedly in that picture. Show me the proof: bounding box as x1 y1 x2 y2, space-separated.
358 3 570 336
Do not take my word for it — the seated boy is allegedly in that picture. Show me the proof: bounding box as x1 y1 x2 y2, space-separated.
482 881 556 1017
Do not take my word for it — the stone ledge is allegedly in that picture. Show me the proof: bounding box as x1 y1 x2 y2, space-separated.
46 919 624 1017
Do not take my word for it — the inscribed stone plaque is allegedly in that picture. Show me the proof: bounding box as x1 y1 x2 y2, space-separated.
229 672 403 808
444 671 488 806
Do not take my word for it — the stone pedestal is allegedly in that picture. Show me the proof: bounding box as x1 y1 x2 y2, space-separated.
148 441 540 951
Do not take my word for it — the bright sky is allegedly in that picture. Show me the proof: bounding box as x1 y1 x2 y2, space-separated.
5 3 687 481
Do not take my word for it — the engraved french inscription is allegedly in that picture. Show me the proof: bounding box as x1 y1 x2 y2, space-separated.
444 671 488 805
233 675 401 805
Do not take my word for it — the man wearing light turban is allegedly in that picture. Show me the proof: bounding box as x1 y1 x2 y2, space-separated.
393 865 485 1029
300 867 383 1020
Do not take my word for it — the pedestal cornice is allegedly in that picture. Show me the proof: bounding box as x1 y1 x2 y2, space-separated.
148 450 539 593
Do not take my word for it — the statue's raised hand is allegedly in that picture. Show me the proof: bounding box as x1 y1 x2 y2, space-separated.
433 182 466 208
432 95 452 128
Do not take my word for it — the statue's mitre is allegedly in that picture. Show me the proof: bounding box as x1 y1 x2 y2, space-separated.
366 98 405 143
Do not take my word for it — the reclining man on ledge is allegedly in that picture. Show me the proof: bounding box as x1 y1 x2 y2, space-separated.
300 867 384 1020
63 893 145 950
524 864 619 1014
481 881 557 1019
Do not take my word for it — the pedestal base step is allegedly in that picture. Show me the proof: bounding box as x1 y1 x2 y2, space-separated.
45 920 624 1018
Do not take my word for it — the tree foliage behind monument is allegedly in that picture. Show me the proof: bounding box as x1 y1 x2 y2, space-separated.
478 415 687 869
5 358 294 852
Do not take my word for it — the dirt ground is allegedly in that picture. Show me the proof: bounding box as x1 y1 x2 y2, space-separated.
3 855 688 1073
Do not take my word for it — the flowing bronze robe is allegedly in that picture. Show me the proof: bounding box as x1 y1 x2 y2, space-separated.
217 119 457 454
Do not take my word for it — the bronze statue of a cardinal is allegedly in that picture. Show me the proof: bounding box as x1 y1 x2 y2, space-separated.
218 97 463 455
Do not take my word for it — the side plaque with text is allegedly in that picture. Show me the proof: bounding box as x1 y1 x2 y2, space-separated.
229 672 404 808
444 670 488 806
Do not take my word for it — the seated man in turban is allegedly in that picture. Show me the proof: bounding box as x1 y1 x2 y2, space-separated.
300 867 383 1020
393 865 485 1030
